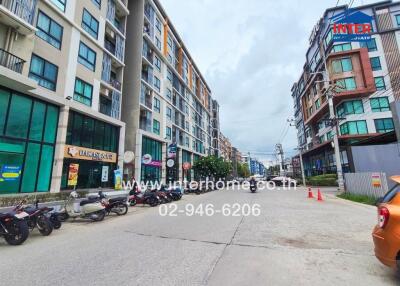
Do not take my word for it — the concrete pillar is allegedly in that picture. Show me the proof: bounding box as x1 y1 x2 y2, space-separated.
161 142 167 183
134 132 142 182
50 106 69 193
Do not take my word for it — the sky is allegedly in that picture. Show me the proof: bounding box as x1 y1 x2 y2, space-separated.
160 0 373 165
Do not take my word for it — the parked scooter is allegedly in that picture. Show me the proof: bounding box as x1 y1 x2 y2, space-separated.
151 187 172 204
0 210 30 245
58 191 106 222
13 200 53 236
128 189 160 207
250 179 257 193
98 191 128 216
159 185 182 201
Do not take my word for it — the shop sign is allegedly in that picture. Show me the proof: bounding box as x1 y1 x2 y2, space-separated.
114 169 122 190
167 143 177 158
142 154 153 165
167 159 175 168
372 173 382 188
67 163 79 186
0 165 21 182
64 145 117 163
331 9 372 42
101 166 109 182
123 151 135 164
183 162 191 170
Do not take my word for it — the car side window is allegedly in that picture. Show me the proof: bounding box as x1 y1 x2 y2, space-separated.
382 184 400 203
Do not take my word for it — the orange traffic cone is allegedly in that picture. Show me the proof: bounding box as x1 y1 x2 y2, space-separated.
308 187 314 198
317 189 323 201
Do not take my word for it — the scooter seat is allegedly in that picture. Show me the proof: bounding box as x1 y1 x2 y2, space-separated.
80 199 93 206
109 197 126 204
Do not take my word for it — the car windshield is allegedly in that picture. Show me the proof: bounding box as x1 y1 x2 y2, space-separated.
382 183 400 203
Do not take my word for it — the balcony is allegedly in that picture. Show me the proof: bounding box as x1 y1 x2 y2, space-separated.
0 0 37 35
106 0 125 35
99 95 112 117
104 35 124 64
140 83 153 110
0 48 24 74
139 109 152 132
141 65 153 86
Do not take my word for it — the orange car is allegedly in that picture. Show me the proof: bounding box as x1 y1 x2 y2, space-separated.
372 176 400 269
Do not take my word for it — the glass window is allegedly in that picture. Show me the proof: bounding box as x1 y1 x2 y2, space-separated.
153 97 160 113
336 100 364 117
340 120 368 135
336 77 356 91
92 0 101 8
71 113 82 146
29 54 58 91
29 102 46 141
375 118 394 133
396 15 400 26
166 126 171 140
78 42 96 71
155 37 161 50
324 28 332 46
153 119 160 135
370 97 390 112
93 121 105 150
370 57 382 71
0 89 10 135
81 116 94 148
332 58 352 73
74 78 93 106
20 143 41 193
360 38 377 52
36 11 63 49
6 94 32 139
332 43 352 53
374 76 386 91
103 124 111 151
154 76 161 92
156 18 162 33
50 0 66 11
82 9 99 39
43 105 58 144
154 56 161 71
36 145 54 192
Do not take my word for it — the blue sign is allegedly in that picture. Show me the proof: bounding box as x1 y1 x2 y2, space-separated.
330 9 373 42
0 165 21 181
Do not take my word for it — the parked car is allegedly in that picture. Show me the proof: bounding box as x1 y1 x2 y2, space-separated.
372 176 400 270
270 176 297 187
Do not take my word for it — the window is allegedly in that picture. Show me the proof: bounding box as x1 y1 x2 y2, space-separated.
336 100 364 117
185 136 190 147
50 0 66 12
167 69 172 82
156 18 162 33
166 127 171 140
340 120 368 135
375 118 394 133
360 38 377 52
370 57 382 71
324 28 333 46
326 131 333 140
153 97 160 113
332 43 352 53
332 57 353 73
315 98 321 110
396 15 400 26
82 9 99 39
29 55 58 91
92 0 101 8
153 76 161 92
374 76 386 91
319 134 325 143
74 78 93 106
166 107 172 120
154 56 161 71
370 97 390 112
336 77 356 91
185 121 189 131
78 42 96 71
155 37 162 50
153 119 160 135
166 88 172 100
36 12 63 49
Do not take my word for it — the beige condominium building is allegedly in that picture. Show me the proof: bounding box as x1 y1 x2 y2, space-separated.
123 0 216 183
0 0 129 195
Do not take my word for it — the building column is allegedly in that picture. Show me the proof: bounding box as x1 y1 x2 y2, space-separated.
50 106 69 193
118 124 125 171
161 142 167 184
134 132 142 182
178 148 183 181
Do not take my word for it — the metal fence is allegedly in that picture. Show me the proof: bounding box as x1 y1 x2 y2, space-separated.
344 172 389 198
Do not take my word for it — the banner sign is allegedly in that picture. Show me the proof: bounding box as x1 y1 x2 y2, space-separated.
167 143 177 159
371 173 382 188
101 166 109 182
64 145 117 163
0 165 21 182
67 163 79 186
330 9 373 42
114 169 122 190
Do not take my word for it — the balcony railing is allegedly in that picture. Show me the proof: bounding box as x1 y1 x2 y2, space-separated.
0 0 37 25
0 48 25 74
110 78 121 91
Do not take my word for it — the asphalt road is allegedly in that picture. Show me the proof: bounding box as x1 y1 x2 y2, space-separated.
0 186 398 286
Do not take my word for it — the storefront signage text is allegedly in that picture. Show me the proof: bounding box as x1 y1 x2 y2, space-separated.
64 145 117 163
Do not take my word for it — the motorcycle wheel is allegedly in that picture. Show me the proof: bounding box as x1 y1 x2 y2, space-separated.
4 220 29 246
90 210 106 222
57 212 69 222
113 203 128 216
50 216 62 230
37 216 53 236
149 198 159 207
129 199 137 207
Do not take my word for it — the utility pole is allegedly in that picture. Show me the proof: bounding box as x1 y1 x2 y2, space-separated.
275 143 285 176
295 146 306 187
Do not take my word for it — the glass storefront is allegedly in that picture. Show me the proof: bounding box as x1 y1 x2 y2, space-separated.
61 111 119 189
0 87 59 194
182 150 192 181
141 136 162 183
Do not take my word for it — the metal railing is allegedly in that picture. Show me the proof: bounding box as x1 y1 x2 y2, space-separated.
0 48 25 74
110 78 121 91
0 0 37 24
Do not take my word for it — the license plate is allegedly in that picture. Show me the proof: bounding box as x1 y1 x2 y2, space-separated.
14 212 29 219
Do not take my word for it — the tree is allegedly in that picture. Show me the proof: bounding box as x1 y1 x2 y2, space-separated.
192 156 232 180
237 163 250 178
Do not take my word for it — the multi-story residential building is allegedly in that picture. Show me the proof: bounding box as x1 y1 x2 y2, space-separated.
123 0 216 183
291 0 400 176
0 0 129 195
211 99 220 157
219 133 232 161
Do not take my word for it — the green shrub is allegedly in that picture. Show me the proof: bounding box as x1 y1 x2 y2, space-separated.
306 174 338 186
337 193 376 205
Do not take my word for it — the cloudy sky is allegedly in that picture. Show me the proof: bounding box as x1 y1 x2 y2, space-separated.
160 0 372 164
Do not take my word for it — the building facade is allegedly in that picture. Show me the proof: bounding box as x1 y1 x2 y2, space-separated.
211 99 220 157
291 1 400 176
0 0 129 194
219 132 232 161
123 0 216 183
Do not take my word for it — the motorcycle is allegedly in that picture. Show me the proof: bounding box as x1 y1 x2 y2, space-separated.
13 200 53 236
98 191 129 216
0 211 30 245
58 191 106 222
151 186 173 204
128 189 160 207
250 181 257 193
160 185 182 201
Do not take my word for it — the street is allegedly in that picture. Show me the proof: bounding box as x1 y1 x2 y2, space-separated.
0 187 398 286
